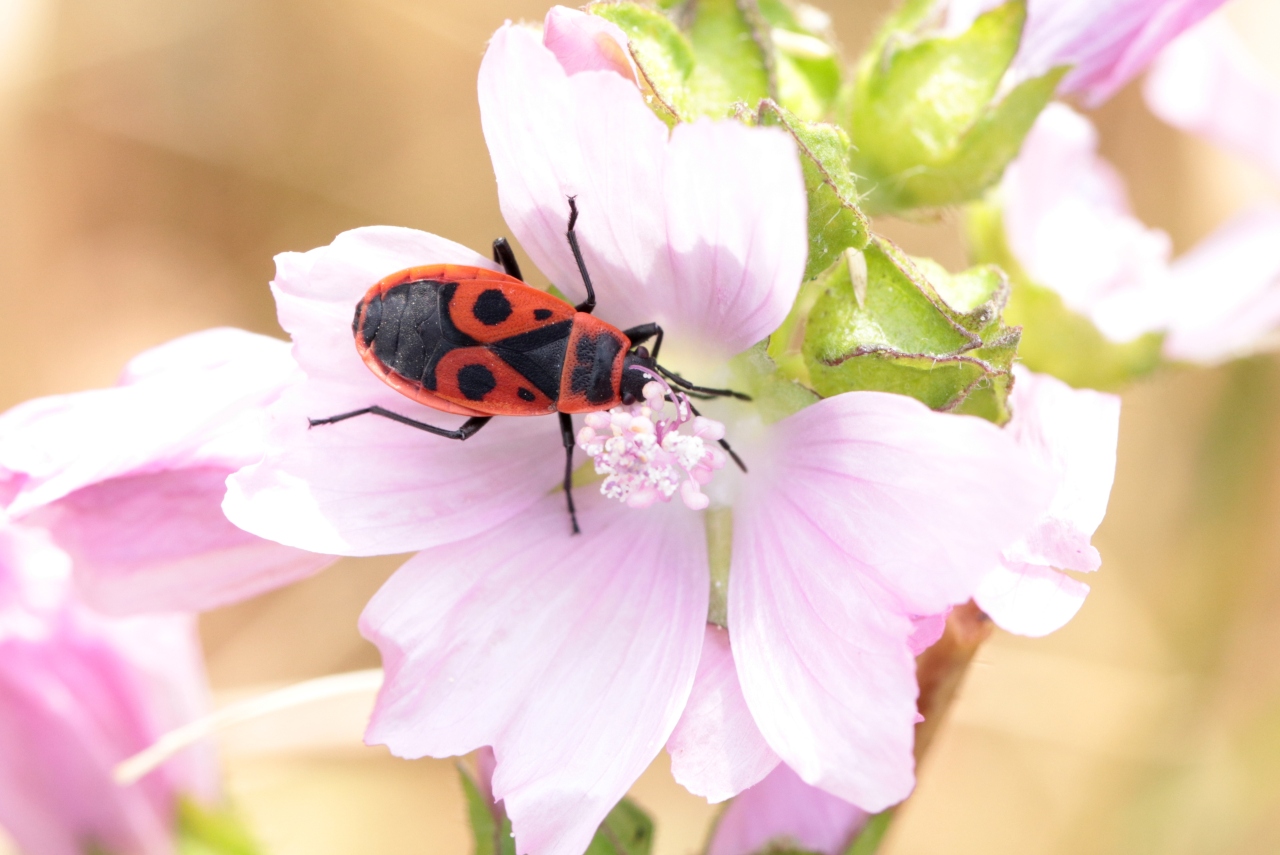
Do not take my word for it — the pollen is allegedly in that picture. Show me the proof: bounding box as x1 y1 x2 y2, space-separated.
576 378 726 511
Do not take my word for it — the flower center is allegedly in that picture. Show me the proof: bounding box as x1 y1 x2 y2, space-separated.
576 377 727 511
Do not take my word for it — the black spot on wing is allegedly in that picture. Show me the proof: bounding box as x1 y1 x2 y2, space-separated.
473 288 514 325
534 308 553 321
570 333 623 405
517 387 536 402
457 363 497 401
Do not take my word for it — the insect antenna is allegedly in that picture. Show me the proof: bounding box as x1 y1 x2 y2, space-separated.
655 364 752 401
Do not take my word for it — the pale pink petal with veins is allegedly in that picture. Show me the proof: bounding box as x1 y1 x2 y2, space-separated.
667 624 779 802
361 492 707 855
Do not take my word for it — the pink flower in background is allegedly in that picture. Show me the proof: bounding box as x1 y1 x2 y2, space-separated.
1000 102 1280 364
1000 102 1173 343
0 327 334 614
1144 17 1280 362
225 10 1054 854
0 524 216 855
1145 17 1280 182
707 764 869 855
976 367 1120 636
946 0 1228 106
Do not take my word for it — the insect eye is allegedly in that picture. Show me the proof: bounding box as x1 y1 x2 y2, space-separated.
621 391 637 405
634 346 649 359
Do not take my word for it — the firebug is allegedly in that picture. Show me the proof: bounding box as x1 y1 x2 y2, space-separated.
310 198 746 533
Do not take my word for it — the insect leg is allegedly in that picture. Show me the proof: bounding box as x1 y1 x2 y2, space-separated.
309 407 492 440
656 365 752 401
621 323 664 360
559 411 581 535
565 197 597 315
492 237 523 281
686 402 748 473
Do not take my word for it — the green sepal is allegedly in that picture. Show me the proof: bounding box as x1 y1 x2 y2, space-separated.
175 799 264 855
757 0 842 121
595 0 844 123
460 766 654 855
590 2 696 124
584 798 654 855
965 199 1163 390
730 341 820 423
803 239 1019 424
757 101 870 280
845 1 1061 214
460 765 514 855
843 810 895 855
685 0 773 113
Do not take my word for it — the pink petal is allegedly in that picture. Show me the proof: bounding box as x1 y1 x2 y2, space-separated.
1162 205 1280 363
907 612 948 655
707 764 869 855
949 0 1228 106
1003 367 1120 573
1058 0 1228 106
223 227 565 556
729 510 918 811
976 561 1090 637
30 467 332 615
360 492 707 855
543 6 638 82
478 24 806 359
727 392 1054 809
0 529 215 855
1145 17 1280 185
1001 104 1172 343
666 624 779 803
752 391 1055 617
0 328 295 518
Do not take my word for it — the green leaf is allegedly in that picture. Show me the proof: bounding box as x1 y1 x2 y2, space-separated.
757 0 842 121
845 1 1059 213
843 810 895 855
591 3 697 124
460 766 515 855
919 67 1065 208
803 239 1019 423
584 798 654 855
685 0 773 114
176 799 264 855
460 766 654 855
853 1 1023 160
757 101 870 279
965 199 1163 390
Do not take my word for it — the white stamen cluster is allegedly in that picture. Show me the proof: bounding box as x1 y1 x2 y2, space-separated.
577 378 727 510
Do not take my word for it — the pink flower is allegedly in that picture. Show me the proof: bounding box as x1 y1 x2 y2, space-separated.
224 9 1054 854
1145 17 1280 184
1000 102 1280 363
706 763 869 855
977 367 1120 636
1001 102 1173 344
1144 17 1280 362
946 0 1228 106
0 327 334 614
0 524 216 855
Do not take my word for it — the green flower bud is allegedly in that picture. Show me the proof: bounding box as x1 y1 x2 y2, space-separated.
592 0 844 122
843 0 1062 215
802 239 1020 424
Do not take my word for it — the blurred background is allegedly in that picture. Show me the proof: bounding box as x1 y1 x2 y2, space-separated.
2 0 1280 852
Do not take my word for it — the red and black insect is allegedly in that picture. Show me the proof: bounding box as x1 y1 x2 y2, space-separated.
310 198 746 533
